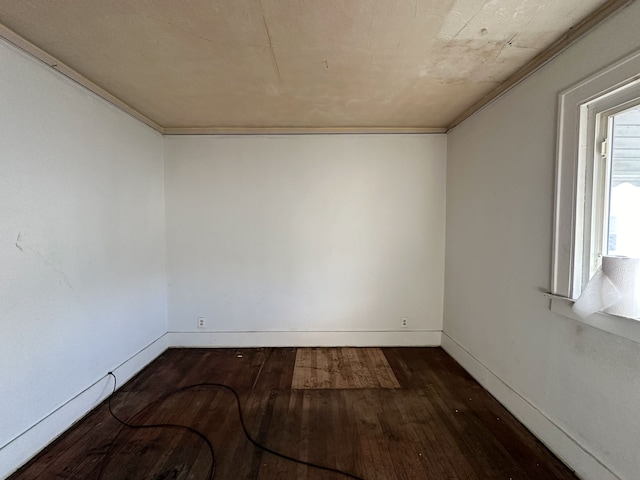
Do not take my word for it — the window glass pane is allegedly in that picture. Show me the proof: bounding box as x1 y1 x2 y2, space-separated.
607 106 640 258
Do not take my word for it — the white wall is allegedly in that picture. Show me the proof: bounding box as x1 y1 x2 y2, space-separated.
0 40 167 477
444 3 640 480
165 134 446 346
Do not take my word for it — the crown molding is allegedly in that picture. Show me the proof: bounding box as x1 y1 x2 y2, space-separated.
0 23 163 133
162 126 446 135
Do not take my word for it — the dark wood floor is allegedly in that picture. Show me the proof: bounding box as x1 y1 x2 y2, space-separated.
10 348 577 480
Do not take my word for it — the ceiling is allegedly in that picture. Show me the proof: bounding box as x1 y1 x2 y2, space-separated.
0 0 618 131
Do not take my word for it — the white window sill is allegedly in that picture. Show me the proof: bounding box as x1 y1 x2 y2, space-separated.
547 294 640 345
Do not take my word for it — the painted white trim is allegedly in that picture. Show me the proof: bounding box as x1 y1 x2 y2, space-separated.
163 127 446 135
168 330 441 348
441 332 622 480
548 294 640 345
0 334 169 479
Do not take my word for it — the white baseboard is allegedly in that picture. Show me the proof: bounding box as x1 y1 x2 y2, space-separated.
168 330 442 347
441 332 621 480
0 333 169 479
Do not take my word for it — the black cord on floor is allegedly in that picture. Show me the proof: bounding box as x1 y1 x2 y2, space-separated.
101 373 365 480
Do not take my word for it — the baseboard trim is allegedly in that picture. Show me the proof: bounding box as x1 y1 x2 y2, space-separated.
0 333 169 479
441 332 621 480
168 330 442 347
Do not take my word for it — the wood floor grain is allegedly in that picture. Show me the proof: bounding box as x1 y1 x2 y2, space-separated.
9 348 577 480
292 348 399 389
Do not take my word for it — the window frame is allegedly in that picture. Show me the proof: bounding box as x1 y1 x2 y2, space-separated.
552 49 640 300
551 49 640 342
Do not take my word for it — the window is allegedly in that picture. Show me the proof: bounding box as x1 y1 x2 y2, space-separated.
552 49 640 334
605 107 640 259
581 100 640 288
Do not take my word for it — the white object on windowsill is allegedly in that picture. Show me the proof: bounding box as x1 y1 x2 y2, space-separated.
547 294 640 345
572 256 640 319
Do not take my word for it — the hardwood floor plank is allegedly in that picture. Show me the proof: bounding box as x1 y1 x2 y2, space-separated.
291 347 311 389
335 348 353 389
351 348 374 389
315 348 330 389
292 348 398 390
252 348 296 390
354 389 400 480
254 390 295 479
214 389 258 479
366 348 400 389
297 390 313 478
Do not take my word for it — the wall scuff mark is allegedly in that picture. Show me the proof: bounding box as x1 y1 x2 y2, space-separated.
15 232 75 291
15 232 24 252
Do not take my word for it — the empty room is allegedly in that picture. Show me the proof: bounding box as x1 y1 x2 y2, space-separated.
1 1 639 479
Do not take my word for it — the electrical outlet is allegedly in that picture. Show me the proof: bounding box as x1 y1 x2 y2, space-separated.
197 317 206 329
401 317 408 328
